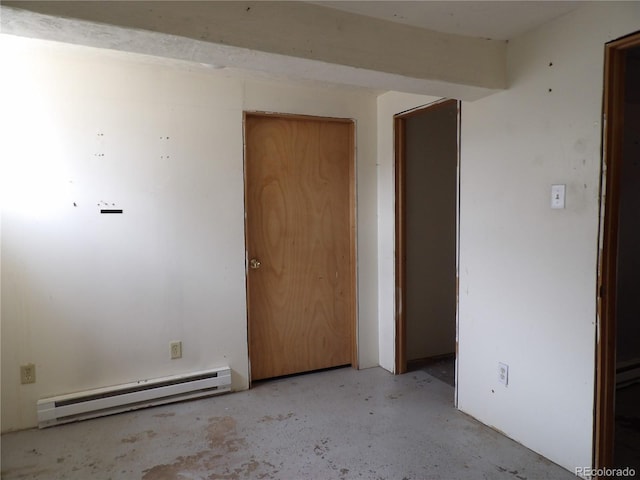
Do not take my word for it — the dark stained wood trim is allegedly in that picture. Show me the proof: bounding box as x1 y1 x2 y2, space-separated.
454 100 462 408
394 116 407 374
243 111 253 385
595 31 640 475
348 120 358 369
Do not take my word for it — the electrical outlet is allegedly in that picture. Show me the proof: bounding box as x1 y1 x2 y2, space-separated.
498 362 509 386
20 364 36 384
170 341 182 360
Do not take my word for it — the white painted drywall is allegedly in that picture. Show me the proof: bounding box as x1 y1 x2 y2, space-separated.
376 92 441 372
0 36 247 432
0 35 378 431
457 3 640 473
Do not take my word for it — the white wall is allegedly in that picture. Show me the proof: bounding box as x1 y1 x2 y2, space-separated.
457 2 640 473
0 36 379 431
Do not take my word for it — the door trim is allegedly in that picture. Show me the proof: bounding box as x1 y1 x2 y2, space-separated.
394 99 461 377
243 111 358 384
595 31 640 472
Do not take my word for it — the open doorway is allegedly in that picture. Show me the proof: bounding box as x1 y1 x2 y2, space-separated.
394 99 459 389
596 32 640 474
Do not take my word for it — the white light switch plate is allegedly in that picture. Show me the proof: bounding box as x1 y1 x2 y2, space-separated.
551 184 566 209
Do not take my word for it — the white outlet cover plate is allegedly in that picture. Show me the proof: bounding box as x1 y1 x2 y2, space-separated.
498 362 509 385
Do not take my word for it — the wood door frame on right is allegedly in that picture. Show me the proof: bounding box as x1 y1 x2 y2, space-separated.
394 99 461 382
595 31 640 473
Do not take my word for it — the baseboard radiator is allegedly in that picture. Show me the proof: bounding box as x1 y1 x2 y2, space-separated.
37 366 231 428
616 359 640 389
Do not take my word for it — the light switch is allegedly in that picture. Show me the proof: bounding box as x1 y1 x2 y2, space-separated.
551 184 566 209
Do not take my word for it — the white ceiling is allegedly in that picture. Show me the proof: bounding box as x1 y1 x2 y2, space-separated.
312 1 583 40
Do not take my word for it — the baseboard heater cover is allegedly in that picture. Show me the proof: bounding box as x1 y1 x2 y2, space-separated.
37 366 231 428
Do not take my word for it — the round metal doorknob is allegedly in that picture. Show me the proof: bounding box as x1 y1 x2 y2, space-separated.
250 258 261 269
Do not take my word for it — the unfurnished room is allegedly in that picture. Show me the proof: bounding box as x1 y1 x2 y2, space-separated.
1 1 639 479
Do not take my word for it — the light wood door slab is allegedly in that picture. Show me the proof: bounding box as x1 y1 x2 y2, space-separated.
245 114 355 381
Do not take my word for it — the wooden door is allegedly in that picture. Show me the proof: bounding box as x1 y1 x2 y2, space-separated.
244 113 355 381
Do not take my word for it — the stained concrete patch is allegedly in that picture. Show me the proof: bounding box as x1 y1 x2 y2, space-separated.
121 430 157 443
314 437 330 458
152 412 176 418
207 416 246 452
0 467 53 478
258 412 295 423
141 416 279 480
141 451 213 480
142 452 279 480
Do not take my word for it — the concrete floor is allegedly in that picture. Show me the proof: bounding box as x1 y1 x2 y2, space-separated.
1 367 575 480
418 357 455 388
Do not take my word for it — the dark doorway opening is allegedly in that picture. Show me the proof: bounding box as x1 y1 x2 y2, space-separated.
596 32 640 474
394 99 459 389
612 44 640 472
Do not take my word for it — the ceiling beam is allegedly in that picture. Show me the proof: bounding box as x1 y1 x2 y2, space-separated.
1 1 507 100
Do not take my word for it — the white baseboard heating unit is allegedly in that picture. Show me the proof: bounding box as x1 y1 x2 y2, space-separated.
37 366 231 428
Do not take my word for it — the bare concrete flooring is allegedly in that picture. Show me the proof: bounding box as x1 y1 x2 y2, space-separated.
1 367 575 480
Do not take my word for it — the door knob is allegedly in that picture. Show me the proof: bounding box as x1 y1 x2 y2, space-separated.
249 258 261 270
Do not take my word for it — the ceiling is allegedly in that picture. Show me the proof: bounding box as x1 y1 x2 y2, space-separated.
312 1 583 41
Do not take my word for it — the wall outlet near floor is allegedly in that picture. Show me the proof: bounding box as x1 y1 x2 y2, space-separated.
498 362 509 386
170 341 182 360
20 364 36 384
